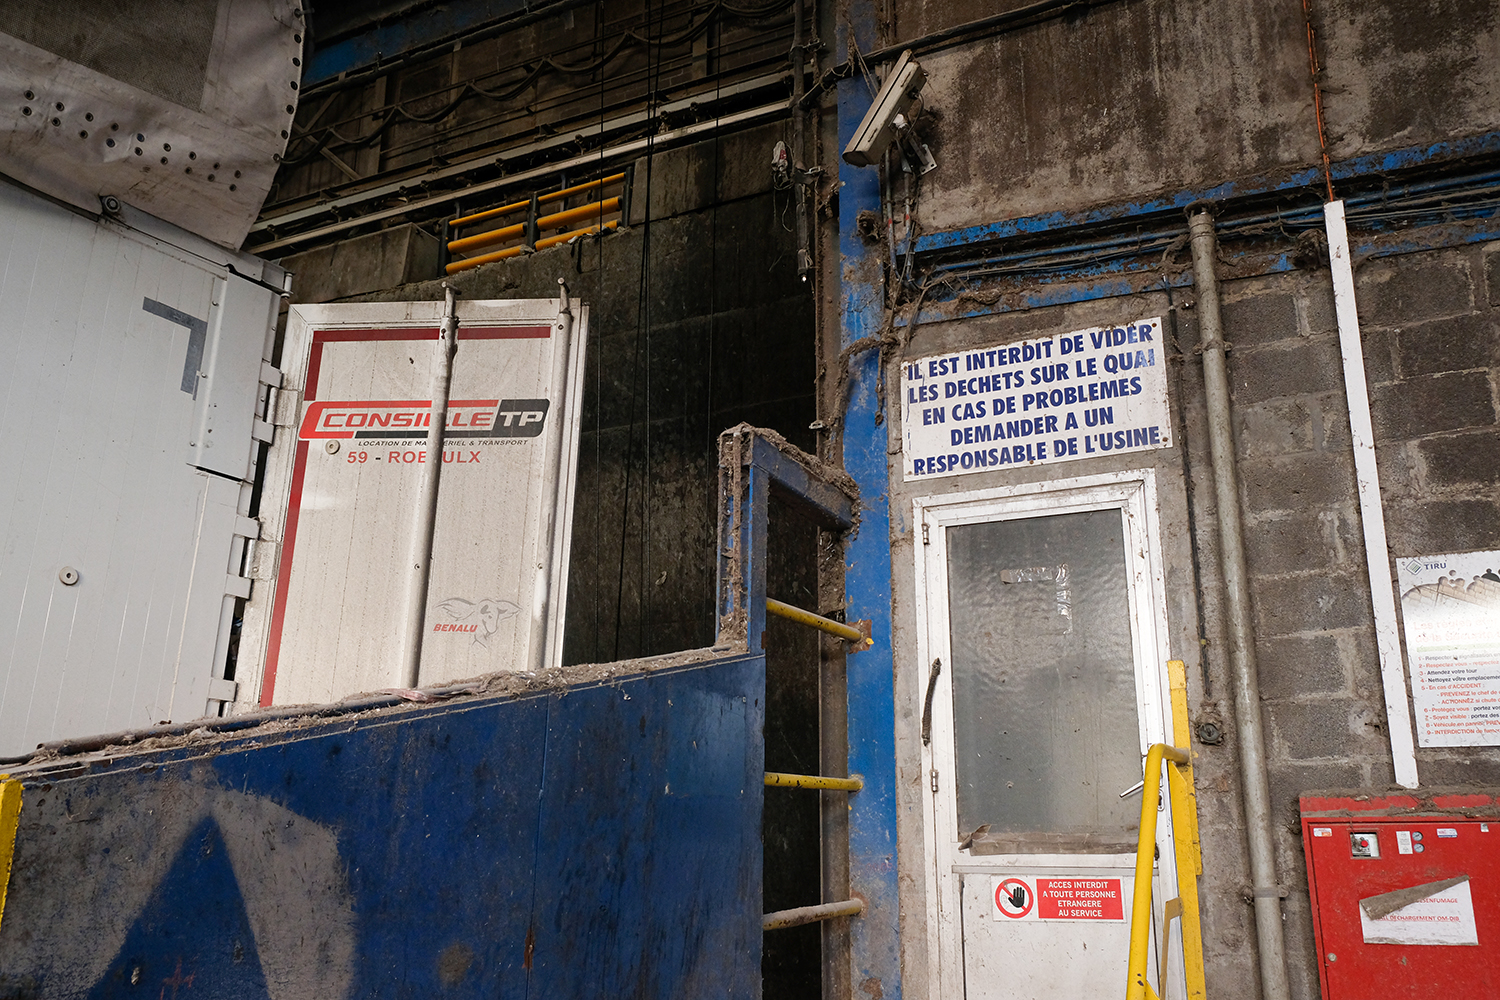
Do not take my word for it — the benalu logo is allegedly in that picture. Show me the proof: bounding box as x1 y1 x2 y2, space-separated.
299 398 549 441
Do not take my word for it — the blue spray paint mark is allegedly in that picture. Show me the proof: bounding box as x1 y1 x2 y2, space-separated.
88 817 271 1000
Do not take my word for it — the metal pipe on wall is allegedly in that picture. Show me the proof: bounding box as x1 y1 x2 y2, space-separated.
1185 208 1292 1000
791 0 811 278
525 278 577 674
400 284 461 688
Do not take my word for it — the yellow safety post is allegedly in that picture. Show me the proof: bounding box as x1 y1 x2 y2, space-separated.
764 771 864 791
1125 743 1189 1000
0 778 21 934
1167 659 1208 1000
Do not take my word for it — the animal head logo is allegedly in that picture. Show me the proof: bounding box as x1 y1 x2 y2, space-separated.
433 597 521 648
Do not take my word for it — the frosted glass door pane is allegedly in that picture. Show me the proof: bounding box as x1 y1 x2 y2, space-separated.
946 509 1140 841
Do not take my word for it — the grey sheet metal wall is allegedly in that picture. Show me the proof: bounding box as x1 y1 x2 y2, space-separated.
0 178 283 756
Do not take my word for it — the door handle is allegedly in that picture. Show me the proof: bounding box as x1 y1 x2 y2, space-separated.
921 658 942 746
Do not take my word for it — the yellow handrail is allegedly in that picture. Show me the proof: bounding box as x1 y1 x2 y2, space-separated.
765 598 871 646
1126 743 1189 1000
764 771 864 791
447 197 622 255
0 779 21 935
1166 659 1207 1000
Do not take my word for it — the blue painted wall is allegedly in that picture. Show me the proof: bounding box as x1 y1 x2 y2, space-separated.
837 4 904 995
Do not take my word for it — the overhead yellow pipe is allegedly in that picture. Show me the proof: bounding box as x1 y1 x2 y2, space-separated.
533 220 617 250
449 196 531 230
764 771 864 791
535 196 621 232
447 220 527 255
766 598 870 646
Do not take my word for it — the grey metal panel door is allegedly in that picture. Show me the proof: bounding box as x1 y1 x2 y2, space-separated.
0 179 272 755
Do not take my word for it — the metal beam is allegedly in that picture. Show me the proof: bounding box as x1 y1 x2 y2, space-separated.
250 73 787 249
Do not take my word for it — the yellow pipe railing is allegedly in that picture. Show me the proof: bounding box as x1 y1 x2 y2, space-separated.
0 779 21 935
449 172 627 230
446 220 619 274
1166 659 1207 1000
764 771 864 791
766 598 872 647
447 196 622 255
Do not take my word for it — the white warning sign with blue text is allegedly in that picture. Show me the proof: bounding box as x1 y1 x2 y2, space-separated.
901 318 1171 481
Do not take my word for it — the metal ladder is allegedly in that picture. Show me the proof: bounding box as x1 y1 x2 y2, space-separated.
714 424 872 934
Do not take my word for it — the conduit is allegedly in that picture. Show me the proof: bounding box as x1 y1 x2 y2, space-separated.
1185 208 1291 1000
400 284 460 688
525 278 578 674
1323 200 1420 787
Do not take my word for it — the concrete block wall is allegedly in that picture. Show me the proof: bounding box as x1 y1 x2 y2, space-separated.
1178 240 1500 999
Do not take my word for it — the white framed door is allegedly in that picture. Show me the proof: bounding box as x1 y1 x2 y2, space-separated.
914 471 1185 1000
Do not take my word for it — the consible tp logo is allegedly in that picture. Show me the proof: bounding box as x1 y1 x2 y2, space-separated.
300 398 549 440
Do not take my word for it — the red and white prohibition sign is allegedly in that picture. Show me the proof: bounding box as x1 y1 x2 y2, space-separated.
996 877 1034 918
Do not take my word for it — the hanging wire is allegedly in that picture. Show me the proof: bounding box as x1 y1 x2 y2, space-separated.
282 0 793 168
614 0 664 660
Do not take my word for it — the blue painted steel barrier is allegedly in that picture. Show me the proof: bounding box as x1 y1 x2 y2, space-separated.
0 654 764 999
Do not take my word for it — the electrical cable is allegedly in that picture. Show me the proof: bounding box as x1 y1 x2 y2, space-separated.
283 0 791 167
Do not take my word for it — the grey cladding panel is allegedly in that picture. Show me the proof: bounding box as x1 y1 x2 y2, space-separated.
1 0 217 108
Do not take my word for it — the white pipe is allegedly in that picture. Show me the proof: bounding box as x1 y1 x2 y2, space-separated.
1323 200 1419 788
525 278 576 673
1187 209 1291 1000
399 284 460 688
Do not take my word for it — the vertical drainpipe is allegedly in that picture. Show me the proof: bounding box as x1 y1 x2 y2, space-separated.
791 0 811 279
1185 208 1292 1000
400 283 460 688
525 279 577 674
838 5 902 997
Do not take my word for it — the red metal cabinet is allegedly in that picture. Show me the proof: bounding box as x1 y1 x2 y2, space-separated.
1301 791 1500 998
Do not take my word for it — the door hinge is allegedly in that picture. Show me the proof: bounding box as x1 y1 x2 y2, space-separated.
930 768 939 793
921 522 930 545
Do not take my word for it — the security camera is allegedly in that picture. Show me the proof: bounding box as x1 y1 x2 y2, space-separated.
841 50 926 168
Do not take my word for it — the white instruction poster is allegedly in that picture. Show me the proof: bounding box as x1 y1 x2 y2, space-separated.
1360 878 1479 946
901 318 1171 481
1397 550 1500 747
